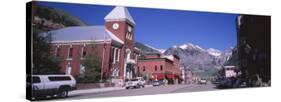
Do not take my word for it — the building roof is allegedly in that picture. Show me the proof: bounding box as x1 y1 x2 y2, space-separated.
48 26 124 45
104 6 135 25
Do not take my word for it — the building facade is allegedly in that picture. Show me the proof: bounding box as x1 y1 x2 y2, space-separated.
137 53 182 84
236 15 271 86
47 7 138 83
183 68 193 84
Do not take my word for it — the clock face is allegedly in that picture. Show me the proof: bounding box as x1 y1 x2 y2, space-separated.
128 26 132 32
112 23 119 30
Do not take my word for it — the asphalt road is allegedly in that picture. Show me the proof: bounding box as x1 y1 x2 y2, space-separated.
66 83 217 100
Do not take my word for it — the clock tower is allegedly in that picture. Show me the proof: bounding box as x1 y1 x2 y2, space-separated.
104 6 136 79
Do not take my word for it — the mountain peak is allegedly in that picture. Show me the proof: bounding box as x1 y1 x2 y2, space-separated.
207 48 222 57
179 43 204 51
172 45 178 48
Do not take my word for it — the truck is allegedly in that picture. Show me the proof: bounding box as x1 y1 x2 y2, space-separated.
27 75 76 100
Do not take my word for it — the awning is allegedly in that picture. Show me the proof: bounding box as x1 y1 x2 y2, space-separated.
150 73 165 80
166 74 174 79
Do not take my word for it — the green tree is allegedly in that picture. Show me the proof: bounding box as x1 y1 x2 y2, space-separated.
77 45 102 83
32 26 61 74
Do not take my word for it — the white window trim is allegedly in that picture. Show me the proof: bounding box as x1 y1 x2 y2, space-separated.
112 47 116 64
55 45 60 57
112 47 120 64
117 49 120 62
80 44 86 59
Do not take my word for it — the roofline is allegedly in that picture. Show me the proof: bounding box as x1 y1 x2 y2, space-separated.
138 58 174 63
51 39 112 44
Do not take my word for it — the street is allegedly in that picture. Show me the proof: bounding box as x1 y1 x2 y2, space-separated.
65 83 217 100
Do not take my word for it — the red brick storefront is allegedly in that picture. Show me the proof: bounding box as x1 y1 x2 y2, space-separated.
137 53 182 84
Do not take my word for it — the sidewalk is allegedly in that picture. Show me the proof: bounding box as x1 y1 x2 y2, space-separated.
70 85 153 96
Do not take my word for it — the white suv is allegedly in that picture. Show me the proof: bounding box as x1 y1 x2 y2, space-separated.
125 77 145 89
27 75 76 100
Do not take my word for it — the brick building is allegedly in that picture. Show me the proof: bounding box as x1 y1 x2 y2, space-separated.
137 53 182 84
46 7 139 83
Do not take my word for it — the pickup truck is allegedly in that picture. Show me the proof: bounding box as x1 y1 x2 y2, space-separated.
27 75 76 100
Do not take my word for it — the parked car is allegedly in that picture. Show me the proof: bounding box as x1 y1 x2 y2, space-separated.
215 77 248 89
27 75 76 100
152 80 165 86
125 77 145 89
198 79 207 84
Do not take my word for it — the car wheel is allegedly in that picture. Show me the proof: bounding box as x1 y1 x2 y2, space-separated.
58 88 69 98
126 87 129 89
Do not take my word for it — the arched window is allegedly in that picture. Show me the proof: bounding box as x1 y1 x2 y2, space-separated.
55 46 60 57
67 46 73 59
81 45 86 58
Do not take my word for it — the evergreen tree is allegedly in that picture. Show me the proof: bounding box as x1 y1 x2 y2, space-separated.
32 26 61 74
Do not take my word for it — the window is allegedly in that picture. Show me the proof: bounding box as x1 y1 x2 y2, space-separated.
126 32 133 40
126 32 129 39
68 47 73 59
80 64 85 75
81 46 86 58
111 47 120 63
111 47 114 63
55 46 60 57
32 76 41 83
117 49 120 61
155 65 157 71
115 48 119 61
160 65 163 71
66 62 72 74
143 66 145 71
112 47 116 63
48 76 71 81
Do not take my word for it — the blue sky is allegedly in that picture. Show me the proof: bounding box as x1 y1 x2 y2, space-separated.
39 2 238 51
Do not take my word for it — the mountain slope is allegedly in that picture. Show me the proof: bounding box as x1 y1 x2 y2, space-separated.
135 42 160 55
35 5 87 27
164 43 234 76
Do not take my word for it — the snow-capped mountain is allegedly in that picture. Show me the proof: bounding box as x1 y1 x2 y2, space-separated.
179 43 204 51
134 42 166 54
158 49 166 53
164 43 234 74
207 48 222 57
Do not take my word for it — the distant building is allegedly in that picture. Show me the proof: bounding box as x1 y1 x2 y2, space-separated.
223 66 239 78
46 7 138 83
137 53 181 84
183 68 192 84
